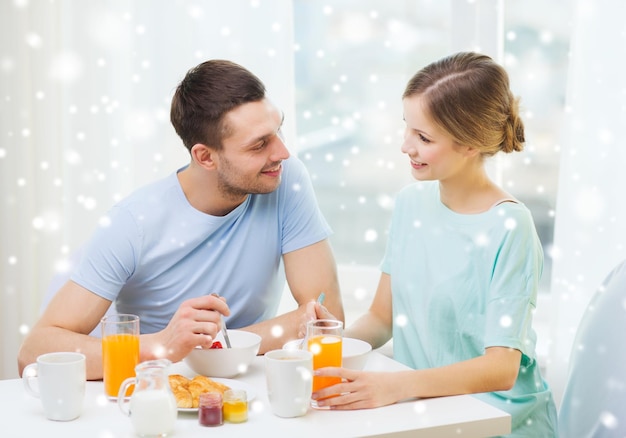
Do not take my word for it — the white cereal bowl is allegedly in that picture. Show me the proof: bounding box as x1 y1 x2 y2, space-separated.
184 330 261 378
283 337 372 370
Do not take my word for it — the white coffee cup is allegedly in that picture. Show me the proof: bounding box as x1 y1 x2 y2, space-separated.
265 348 313 418
22 352 86 421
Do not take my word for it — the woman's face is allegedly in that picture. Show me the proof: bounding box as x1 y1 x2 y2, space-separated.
401 95 472 182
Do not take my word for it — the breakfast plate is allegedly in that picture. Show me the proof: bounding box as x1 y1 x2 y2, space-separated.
177 378 257 413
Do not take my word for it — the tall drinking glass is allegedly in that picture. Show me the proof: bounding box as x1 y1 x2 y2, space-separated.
306 319 343 408
101 314 140 399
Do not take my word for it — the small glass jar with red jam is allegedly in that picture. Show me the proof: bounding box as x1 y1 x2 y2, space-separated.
198 392 223 427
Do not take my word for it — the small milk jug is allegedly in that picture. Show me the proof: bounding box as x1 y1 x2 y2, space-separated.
118 359 177 437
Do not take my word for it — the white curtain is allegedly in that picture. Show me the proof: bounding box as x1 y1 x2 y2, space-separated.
0 0 294 379
548 0 626 406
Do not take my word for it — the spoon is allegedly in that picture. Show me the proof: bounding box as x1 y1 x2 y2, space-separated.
221 316 232 349
316 291 326 307
211 293 231 348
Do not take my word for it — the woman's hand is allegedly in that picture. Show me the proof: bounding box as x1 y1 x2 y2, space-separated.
311 368 408 410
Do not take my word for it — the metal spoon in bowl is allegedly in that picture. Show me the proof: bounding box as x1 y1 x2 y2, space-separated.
211 293 231 348
220 314 232 349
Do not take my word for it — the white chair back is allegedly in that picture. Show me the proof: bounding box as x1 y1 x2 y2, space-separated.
558 260 626 437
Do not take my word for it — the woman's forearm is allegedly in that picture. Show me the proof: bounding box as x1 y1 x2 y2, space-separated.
345 311 392 349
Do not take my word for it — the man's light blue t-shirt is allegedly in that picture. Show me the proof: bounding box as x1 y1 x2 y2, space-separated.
71 156 331 333
381 181 558 437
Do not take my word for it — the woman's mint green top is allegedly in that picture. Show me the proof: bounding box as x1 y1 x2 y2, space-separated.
381 181 558 437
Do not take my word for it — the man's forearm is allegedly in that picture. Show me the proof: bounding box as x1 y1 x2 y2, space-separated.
18 326 104 380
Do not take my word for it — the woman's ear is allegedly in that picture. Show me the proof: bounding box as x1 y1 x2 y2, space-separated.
460 143 481 158
190 143 217 169
466 146 481 158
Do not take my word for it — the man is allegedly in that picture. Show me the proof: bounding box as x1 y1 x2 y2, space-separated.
18 59 344 380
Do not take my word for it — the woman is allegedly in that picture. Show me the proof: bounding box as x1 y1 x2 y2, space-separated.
307 52 558 437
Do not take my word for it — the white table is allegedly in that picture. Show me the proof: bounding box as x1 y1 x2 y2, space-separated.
1 351 510 437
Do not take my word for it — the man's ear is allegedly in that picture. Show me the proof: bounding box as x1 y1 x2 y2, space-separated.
190 143 217 169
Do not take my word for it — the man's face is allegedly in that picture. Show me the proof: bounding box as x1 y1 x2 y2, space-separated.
215 99 290 199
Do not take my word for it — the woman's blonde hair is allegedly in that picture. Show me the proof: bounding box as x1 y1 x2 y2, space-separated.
403 52 524 156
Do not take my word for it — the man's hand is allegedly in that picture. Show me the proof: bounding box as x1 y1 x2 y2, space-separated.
298 300 338 339
142 294 230 363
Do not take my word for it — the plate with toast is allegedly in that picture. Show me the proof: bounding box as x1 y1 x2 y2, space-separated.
168 374 256 412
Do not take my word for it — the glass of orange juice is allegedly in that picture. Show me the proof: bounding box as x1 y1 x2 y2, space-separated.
306 319 343 408
101 314 140 399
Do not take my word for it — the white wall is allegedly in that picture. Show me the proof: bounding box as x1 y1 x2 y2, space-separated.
0 0 295 380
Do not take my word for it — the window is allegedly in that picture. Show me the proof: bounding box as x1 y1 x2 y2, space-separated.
293 0 571 293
